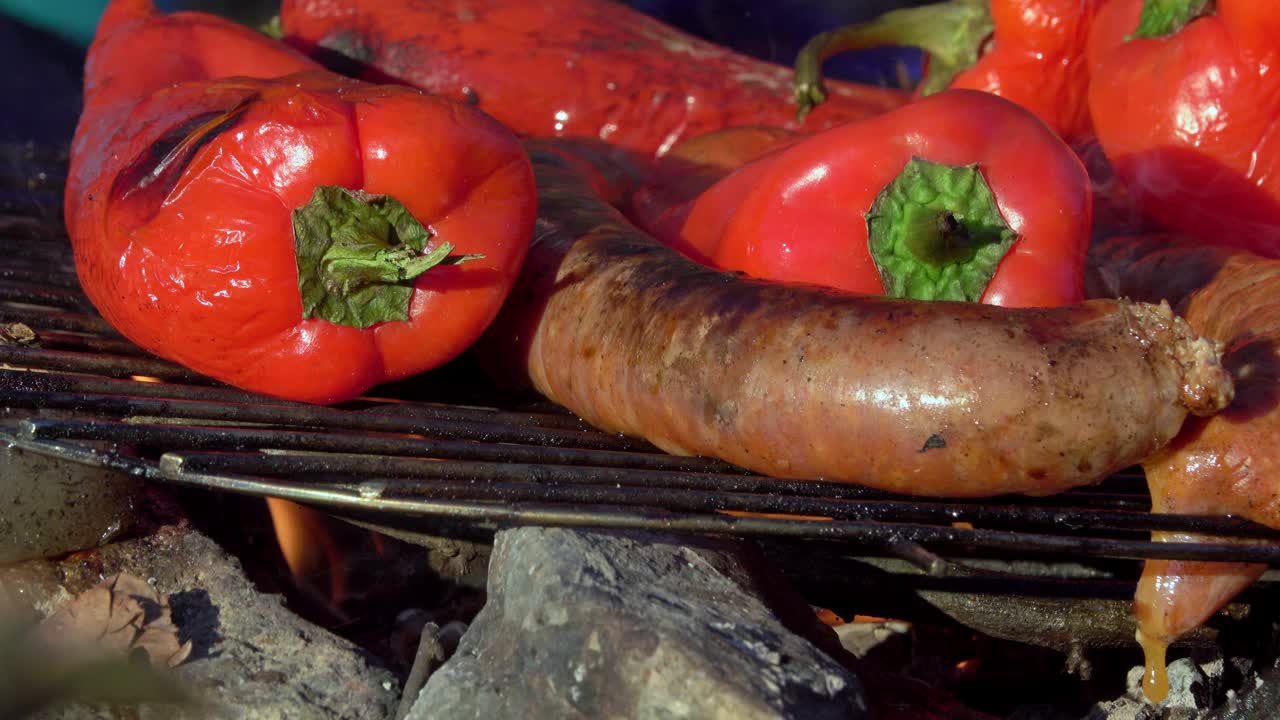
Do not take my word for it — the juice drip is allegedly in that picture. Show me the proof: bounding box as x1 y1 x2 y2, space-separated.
1137 629 1170 702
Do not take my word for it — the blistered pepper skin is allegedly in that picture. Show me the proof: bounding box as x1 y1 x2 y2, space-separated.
278 0 909 159
67 1 536 403
951 0 1104 142
791 0 1105 143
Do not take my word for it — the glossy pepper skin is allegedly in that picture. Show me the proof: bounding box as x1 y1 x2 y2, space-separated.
277 0 909 160
67 0 536 403
652 91 1091 308
950 0 1103 142
794 0 1105 143
1086 0 1280 258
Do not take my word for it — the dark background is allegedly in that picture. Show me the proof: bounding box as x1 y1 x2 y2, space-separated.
0 0 927 145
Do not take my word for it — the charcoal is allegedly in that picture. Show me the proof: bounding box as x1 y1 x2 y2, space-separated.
1206 664 1280 719
1135 658 1214 712
408 526 869 720
1082 655 1229 720
0 442 144 563
1 523 400 720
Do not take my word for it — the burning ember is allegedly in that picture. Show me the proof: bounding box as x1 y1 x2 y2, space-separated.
264 497 349 605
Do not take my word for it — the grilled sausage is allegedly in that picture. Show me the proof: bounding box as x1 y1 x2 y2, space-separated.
480 147 1234 498
1089 234 1280 701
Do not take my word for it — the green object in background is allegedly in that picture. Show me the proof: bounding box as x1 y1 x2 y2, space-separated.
0 0 109 47
0 1 280 47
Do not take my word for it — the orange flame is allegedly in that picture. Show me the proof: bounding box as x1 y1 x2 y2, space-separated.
265 497 348 604
129 375 164 383
851 614 897 624
815 607 846 626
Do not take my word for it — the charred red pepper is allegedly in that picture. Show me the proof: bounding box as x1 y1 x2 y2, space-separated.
793 0 1105 143
66 0 536 403
1086 0 1280 257
277 0 909 159
650 91 1091 307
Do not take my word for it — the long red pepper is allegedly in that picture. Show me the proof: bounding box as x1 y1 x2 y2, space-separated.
277 0 909 159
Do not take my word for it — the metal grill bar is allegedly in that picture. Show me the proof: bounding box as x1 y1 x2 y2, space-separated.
20 332 149 356
0 368 630 434
0 388 653 451
10 435 1279 565
2 353 1273 560
1 367 285 402
0 218 68 241
1 256 76 274
15 416 1155 513
20 418 745 474
154 449 1280 539
0 346 204 382
0 308 117 335
0 267 82 288
0 281 92 310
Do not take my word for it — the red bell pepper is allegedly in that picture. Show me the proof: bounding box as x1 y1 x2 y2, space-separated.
1086 0 1280 258
793 0 1106 143
276 0 909 159
66 0 536 403
650 90 1091 308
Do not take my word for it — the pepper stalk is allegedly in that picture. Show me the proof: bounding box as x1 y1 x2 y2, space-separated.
866 157 1017 302
1130 0 1214 39
293 186 481 329
793 0 992 120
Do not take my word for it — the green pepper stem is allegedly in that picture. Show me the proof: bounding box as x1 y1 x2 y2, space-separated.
865 157 1018 303
294 186 481 329
793 0 992 120
901 207 972 268
322 241 470 296
1131 0 1213 39
259 15 283 39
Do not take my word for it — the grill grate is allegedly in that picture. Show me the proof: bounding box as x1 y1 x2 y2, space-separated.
4 144 1280 574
